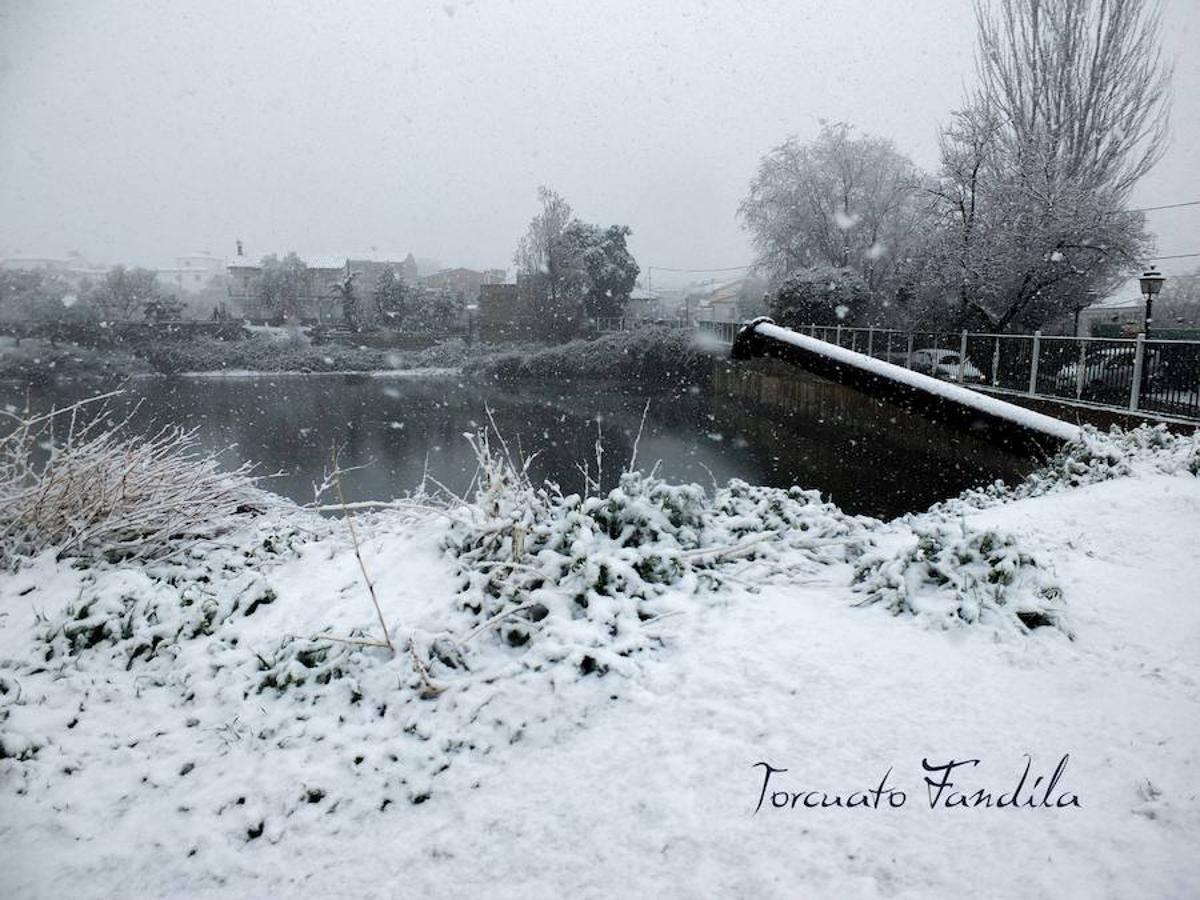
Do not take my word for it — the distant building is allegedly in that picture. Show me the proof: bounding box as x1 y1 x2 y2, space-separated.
419 267 506 298
1078 294 1146 336
620 287 661 321
0 252 107 286
226 251 348 322
156 253 226 295
691 278 766 323
346 254 419 291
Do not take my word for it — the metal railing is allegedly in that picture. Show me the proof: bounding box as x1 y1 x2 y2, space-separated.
696 320 741 344
595 317 690 333
697 320 1200 421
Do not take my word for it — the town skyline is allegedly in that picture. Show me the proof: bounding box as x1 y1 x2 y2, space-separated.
3 0 1198 289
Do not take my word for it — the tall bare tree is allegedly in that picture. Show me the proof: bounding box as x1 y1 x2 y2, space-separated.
912 0 1170 331
974 0 1172 199
514 186 575 304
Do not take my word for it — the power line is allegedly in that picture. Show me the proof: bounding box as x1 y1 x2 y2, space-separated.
647 264 752 273
1131 200 1200 213
1149 252 1200 261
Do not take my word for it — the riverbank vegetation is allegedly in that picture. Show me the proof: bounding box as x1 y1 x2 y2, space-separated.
2 395 1198 895
1 326 716 385
0 338 151 382
462 326 717 385
0 332 485 380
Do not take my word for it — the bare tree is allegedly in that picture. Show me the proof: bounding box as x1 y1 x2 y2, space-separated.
909 0 1170 331
86 266 168 322
514 186 575 304
974 0 1172 199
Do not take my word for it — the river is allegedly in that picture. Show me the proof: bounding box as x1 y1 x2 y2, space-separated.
1 368 1041 519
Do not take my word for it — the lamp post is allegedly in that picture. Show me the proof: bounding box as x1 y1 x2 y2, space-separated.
465 303 478 346
1139 268 1165 339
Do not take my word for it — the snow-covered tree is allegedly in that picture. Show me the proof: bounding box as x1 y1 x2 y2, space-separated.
738 123 926 295
405 285 461 333
560 222 640 320
0 269 76 323
514 186 641 337
373 267 409 327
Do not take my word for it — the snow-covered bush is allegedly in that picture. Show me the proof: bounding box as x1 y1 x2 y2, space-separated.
443 429 871 675
35 564 281 665
937 423 1199 513
851 521 1066 634
0 394 269 566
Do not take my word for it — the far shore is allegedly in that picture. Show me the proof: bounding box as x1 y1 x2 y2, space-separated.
0 326 713 387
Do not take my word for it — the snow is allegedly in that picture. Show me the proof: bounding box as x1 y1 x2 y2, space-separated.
754 321 1083 443
2 431 1199 897
834 209 862 231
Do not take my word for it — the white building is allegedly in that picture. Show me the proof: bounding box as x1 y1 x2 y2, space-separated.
0 252 107 285
156 253 227 294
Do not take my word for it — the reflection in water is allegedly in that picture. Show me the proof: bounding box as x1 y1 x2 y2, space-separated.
2 369 1041 519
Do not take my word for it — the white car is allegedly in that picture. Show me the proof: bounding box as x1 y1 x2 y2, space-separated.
910 348 986 383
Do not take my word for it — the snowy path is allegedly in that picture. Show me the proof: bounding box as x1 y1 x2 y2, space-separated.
2 475 1199 898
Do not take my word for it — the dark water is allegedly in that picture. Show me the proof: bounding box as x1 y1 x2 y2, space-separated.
1 370 1041 519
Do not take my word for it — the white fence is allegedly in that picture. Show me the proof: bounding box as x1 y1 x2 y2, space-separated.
696 320 1200 422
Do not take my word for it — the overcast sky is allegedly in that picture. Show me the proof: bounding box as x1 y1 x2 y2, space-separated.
1 0 1196 288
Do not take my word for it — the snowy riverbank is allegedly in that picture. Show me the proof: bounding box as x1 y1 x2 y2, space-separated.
1 425 1198 898
0 334 488 382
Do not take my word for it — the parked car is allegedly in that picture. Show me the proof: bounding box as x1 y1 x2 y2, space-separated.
1053 347 1161 401
910 348 986 383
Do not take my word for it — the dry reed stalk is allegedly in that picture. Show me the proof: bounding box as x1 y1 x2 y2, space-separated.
1 392 266 564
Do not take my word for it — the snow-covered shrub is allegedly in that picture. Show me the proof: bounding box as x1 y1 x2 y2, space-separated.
34 566 280 665
0 394 270 566
709 479 868 563
939 424 1199 513
444 430 871 675
851 521 1066 634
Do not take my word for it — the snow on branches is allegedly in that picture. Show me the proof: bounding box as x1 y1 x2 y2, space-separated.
0 391 269 567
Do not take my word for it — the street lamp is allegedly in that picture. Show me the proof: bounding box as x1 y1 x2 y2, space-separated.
465 303 478 346
1138 268 1165 339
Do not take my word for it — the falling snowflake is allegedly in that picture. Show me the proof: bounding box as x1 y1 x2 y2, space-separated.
834 209 861 231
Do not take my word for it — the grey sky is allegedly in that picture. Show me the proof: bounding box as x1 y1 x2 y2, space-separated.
1 0 1196 288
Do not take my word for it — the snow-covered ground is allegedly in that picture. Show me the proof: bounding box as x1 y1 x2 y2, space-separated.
1 429 1198 898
